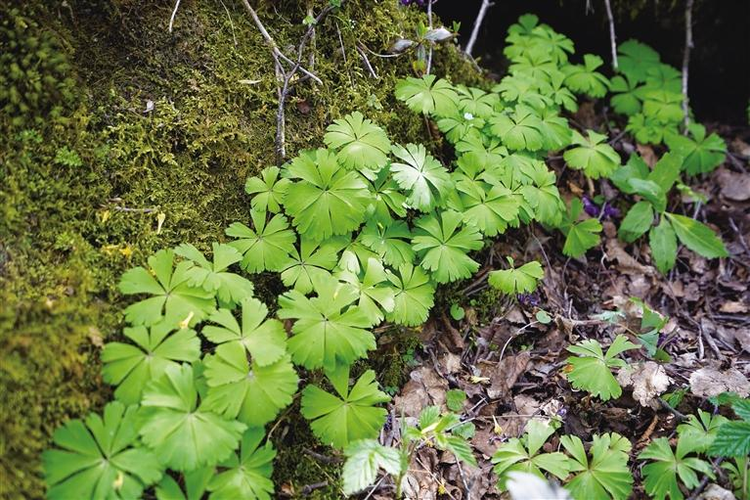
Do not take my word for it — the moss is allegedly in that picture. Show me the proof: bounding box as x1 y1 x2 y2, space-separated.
0 0 481 497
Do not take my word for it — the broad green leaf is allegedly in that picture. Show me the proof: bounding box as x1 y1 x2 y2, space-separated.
385 263 436 327
395 74 459 116
390 143 452 212
139 364 246 471
641 89 684 124
277 236 343 294
628 177 667 212
324 111 391 174
43 401 163 500
665 213 728 258
102 322 200 405
649 219 677 273
411 210 483 283
456 85 500 119
618 201 654 243
489 105 546 151
283 148 369 240
561 433 633 500
560 199 602 258
665 124 726 175
488 259 544 295
175 243 254 306
207 428 276 500
360 220 415 268
648 151 682 194
202 297 287 366
564 129 620 179
677 410 729 454
301 368 390 449
562 54 609 97
342 439 404 495
610 154 649 194
454 178 520 237
119 249 216 327
639 437 714 500
226 211 297 273
565 335 638 401
245 166 291 214
155 467 214 500
278 275 375 371
617 40 661 83
336 258 395 324
363 166 408 225
609 75 642 116
203 341 298 427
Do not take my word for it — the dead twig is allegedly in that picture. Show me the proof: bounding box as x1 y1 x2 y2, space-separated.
426 0 434 74
603 0 618 69
168 0 182 33
681 0 694 132
465 0 493 57
356 43 379 78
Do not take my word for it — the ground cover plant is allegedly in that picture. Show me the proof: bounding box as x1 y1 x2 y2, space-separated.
4 1 748 499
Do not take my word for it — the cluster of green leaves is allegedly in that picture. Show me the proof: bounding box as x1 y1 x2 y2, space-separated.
612 152 727 273
492 418 633 500
564 335 639 401
341 406 475 496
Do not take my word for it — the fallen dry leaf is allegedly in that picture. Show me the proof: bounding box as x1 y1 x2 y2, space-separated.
606 239 655 276
394 366 449 417
689 366 750 398
698 483 737 500
719 301 749 313
617 361 672 409
482 352 531 400
716 168 750 201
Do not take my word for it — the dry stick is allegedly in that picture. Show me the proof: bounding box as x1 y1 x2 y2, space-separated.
426 0 434 74
603 0 618 69
356 44 379 78
218 0 238 46
168 0 182 33
465 0 492 57
681 0 695 133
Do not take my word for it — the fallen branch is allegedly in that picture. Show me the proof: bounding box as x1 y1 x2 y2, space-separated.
603 0 618 69
426 0 434 74
465 0 493 57
168 0 182 33
681 0 695 132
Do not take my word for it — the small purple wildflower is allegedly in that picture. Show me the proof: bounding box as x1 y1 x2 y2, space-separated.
400 0 429 6
582 195 620 219
582 195 599 217
517 293 541 307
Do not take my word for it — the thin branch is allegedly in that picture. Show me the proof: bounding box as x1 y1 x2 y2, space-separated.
603 0 618 69
168 0 182 33
356 44 379 78
218 0 237 46
681 0 695 132
426 0 434 74
465 0 492 57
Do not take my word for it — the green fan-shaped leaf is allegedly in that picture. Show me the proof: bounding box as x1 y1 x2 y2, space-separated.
454 180 520 237
202 297 287 366
155 467 214 500
488 259 544 295
203 342 298 427
43 401 163 500
386 263 436 327
324 111 391 174
226 211 297 273
336 258 395 324
363 166 408 225
412 210 483 283
564 129 621 179
300 367 390 449
360 220 415 268
175 243 254 306
207 428 276 500
665 124 726 175
641 89 684 124
119 249 216 327
277 236 344 294
102 322 200 405
565 335 638 401
639 437 714 500
489 105 546 151
617 40 661 83
456 85 500 119
560 199 602 258
390 143 453 212
139 363 246 471
609 75 642 116
563 54 609 97
676 409 729 454
245 166 291 214
395 74 459 116
283 148 369 240
278 275 375 371
561 433 633 500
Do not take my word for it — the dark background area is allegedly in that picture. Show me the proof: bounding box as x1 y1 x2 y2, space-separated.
434 0 750 125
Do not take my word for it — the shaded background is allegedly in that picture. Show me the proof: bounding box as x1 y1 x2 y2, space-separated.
435 0 750 125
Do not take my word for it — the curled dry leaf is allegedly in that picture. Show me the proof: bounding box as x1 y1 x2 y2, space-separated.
617 361 672 409
689 366 750 398
483 351 531 400
393 366 449 417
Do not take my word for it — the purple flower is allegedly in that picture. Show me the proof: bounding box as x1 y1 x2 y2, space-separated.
517 293 541 307
581 195 619 219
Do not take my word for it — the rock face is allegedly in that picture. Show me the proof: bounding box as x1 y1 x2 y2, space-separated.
0 1 479 496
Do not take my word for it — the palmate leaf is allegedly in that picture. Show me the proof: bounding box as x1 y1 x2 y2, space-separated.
565 335 638 401
203 343 298 427
202 297 287 366
456 85 500 119
638 437 714 500
226 211 297 273
453 180 520 237
405 407 477 467
560 199 602 258
645 64 682 93
395 74 459 116
336 258 396 324
664 212 728 259
277 235 344 294
411 210 483 283
206 428 275 500
102 322 200 405
385 263 436 327
119 249 216 327
564 130 621 179
244 166 291 214
517 159 565 225
641 89 684 124
283 148 369 240
363 166 408 226
139 363 246 471
300 366 390 449
390 143 452 212
337 236 381 275
454 132 508 164
563 54 609 97
492 419 571 491
174 243 254 306
617 40 661 83
492 74 550 109
561 433 633 500
665 124 726 175
709 399 750 458
609 74 642 116
277 275 375 371
342 439 404 496
43 401 162 500
488 258 544 295
538 109 573 151
437 112 486 145
360 220 415 268
155 467 214 500
324 111 391 175
676 409 729 454
489 105 546 151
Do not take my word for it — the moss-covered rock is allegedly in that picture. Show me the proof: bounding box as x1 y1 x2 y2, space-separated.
0 0 481 497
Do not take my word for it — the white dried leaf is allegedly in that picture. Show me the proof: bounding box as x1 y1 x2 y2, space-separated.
617 361 672 409
507 471 571 500
689 367 750 398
